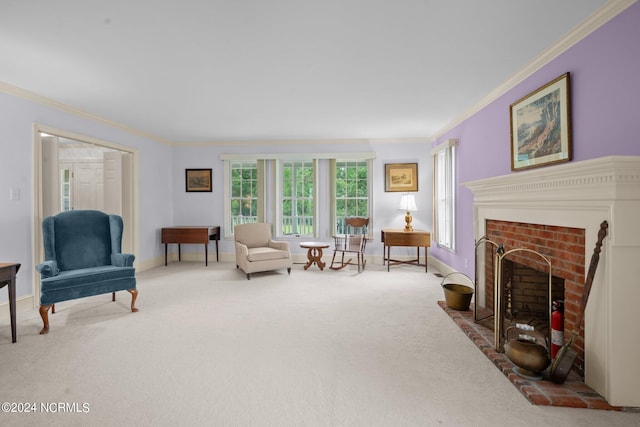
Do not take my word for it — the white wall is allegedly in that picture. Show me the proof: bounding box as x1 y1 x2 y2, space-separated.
168 140 433 260
0 88 433 306
0 91 174 303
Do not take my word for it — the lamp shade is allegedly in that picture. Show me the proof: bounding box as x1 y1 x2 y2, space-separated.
398 194 417 211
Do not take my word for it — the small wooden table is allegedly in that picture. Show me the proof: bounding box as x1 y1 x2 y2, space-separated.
381 229 430 272
300 242 330 271
0 262 20 343
161 226 220 266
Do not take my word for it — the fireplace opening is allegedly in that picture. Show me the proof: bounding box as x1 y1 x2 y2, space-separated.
481 220 586 375
501 260 564 344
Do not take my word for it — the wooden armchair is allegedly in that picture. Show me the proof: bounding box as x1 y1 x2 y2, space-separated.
330 217 369 272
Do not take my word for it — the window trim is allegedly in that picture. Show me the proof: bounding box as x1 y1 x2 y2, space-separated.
330 158 372 237
432 138 458 251
222 152 376 239
223 159 266 239
276 159 317 238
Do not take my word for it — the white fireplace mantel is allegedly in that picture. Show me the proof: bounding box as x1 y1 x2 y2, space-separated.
463 156 640 407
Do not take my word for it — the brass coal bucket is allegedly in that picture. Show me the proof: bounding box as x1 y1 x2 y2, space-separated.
441 272 474 311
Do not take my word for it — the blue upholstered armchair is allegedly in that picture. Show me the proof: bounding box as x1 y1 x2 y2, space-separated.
35 210 138 334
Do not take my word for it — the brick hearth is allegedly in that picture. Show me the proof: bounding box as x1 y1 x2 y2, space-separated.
437 301 631 411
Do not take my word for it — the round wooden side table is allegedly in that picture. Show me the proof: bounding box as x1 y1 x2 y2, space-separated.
299 242 330 271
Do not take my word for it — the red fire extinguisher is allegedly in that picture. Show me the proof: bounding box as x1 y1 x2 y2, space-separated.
551 300 564 359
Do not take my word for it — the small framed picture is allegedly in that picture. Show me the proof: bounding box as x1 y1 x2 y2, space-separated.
185 169 212 192
510 72 572 171
385 163 418 192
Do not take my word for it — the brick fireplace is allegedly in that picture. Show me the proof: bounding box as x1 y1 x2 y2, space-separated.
464 156 640 407
483 220 585 372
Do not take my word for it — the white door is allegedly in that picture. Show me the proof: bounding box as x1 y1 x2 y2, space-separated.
103 151 123 215
73 161 103 211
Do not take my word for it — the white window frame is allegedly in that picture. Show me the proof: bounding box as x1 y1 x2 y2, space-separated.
330 158 372 235
432 139 458 251
278 159 317 238
221 152 375 240
222 159 265 238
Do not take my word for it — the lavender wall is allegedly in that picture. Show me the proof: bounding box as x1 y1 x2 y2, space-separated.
430 2 640 275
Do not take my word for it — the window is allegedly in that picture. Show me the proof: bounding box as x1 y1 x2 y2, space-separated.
333 160 370 234
60 167 72 211
281 160 314 236
433 139 457 251
222 152 375 238
229 161 260 229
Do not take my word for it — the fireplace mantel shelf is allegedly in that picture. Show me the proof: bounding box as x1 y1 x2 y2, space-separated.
463 156 640 204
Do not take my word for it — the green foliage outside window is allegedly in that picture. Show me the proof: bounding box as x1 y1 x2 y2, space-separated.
335 161 369 233
282 161 314 235
231 162 258 224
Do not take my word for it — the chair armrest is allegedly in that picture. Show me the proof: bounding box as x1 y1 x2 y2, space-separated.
235 241 249 256
112 253 135 267
269 240 289 251
35 260 59 278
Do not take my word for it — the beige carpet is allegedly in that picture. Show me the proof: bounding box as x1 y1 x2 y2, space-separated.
1 261 638 427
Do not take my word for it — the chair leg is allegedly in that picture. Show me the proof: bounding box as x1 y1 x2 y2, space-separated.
287 267 291 275
127 289 139 312
52 303 55 314
112 292 116 302
247 273 251 280
39 304 52 335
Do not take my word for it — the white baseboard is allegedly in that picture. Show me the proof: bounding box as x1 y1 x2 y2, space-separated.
0 295 37 318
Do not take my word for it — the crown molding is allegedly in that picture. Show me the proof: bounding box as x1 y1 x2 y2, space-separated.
181 137 432 147
433 0 637 140
0 81 174 146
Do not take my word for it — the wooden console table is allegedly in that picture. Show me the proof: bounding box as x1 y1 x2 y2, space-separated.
0 262 20 343
161 226 220 266
381 229 430 272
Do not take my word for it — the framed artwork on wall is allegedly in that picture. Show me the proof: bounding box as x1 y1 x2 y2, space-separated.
185 168 212 192
510 72 572 171
385 163 418 192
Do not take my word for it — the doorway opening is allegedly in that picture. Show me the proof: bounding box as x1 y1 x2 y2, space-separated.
33 124 138 305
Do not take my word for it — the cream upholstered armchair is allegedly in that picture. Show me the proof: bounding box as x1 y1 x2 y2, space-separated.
234 223 292 279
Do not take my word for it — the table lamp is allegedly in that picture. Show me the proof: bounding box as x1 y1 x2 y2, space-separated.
398 193 417 232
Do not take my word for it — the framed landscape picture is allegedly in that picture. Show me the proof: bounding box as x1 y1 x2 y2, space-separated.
185 168 212 192
385 163 418 192
510 72 572 171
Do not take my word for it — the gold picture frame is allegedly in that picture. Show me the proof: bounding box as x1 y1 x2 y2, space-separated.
385 163 418 192
185 168 212 192
510 72 572 171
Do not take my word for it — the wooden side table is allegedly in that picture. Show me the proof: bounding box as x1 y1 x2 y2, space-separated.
0 262 20 343
299 242 330 271
161 226 220 266
381 229 430 272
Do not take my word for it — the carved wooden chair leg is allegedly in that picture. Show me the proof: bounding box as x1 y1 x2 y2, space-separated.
127 289 139 312
112 292 116 302
39 305 52 334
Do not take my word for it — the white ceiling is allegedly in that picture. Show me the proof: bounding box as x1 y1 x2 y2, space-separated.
0 0 611 144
